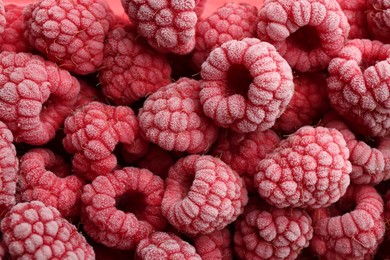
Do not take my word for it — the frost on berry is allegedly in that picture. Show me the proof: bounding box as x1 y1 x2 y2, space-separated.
1 201 95 259
336 0 369 39
192 2 258 69
367 0 390 43
0 51 80 146
99 25 172 105
200 38 294 133
161 154 248 235
0 4 29 52
257 0 350 72
18 148 85 219
311 185 385 259
63 101 139 181
193 228 232 260
139 77 219 154
327 39 390 137
0 0 4 34
81 167 166 250
23 0 115 75
254 126 352 208
136 232 201 259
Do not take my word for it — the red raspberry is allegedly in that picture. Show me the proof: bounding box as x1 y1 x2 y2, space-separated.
254 126 352 208
192 2 258 69
336 0 369 39
0 51 80 146
136 232 201 259
18 148 85 219
137 144 176 179
23 0 115 75
310 185 385 259
327 39 390 137
234 199 313 260
272 71 330 134
193 228 232 260
1 201 95 259
367 0 390 43
0 0 4 34
200 38 294 133
63 101 139 181
99 25 172 105
257 0 350 72
211 129 280 192
121 0 199 55
139 77 219 154
0 4 29 52
161 154 248 235
81 167 166 250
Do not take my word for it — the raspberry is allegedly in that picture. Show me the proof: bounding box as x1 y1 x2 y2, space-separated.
272 71 330 134
234 199 313 260
0 4 29 52
81 167 166 250
23 0 115 75
192 2 258 69
137 144 176 179
336 0 369 39
63 101 139 181
367 0 390 43
257 0 350 72
136 232 201 259
0 51 80 146
211 129 280 192
161 154 248 235
0 0 4 34
310 185 385 259
121 0 199 54
327 39 390 137
139 77 219 154
18 148 85 219
1 201 95 259
193 228 232 260
99 25 172 105
254 126 352 208
200 38 294 133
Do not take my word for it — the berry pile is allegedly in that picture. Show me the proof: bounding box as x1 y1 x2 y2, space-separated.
1 0 390 259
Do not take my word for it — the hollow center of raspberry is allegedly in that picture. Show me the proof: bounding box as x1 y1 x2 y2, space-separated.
287 26 321 52
116 191 146 219
332 199 356 215
225 64 253 99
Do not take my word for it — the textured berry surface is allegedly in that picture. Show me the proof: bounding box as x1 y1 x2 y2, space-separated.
63 101 139 181
327 39 390 137
257 0 350 72
136 144 176 179
18 148 85 219
192 2 258 69
193 228 232 260
121 0 199 54
23 0 115 75
0 4 29 52
0 51 80 145
336 0 369 39
162 154 248 235
0 0 4 34
139 77 219 154
1 201 95 259
136 232 201 259
367 0 390 43
311 185 385 259
81 167 166 250
200 38 294 133
255 126 352 208
99 25 172 105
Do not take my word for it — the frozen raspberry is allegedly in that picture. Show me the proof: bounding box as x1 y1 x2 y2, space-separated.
162 154 248 235
211 129 280 192
81 167 166 250
18 148 85 219
0 0 4 34
327 39 390 137
99 25 172 105
139 77 219 154
136 232 201 259
63 101 139 181
0 4 29 52
192 2 258 69
121 0 199 55
255 126 352 208
137 144 176 179
273 71 330 134
23 0 115 75
257 0 349 72
200 38 294 133
336 0 369 39
311 185 385 259
193 228 232 260
1 201 95 259
234 199 313 260
367 0 390 43
0 51 80 145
